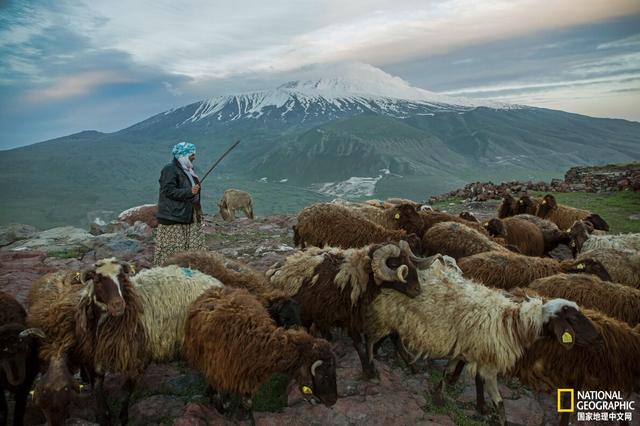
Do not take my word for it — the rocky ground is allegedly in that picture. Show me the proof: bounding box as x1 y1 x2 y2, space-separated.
1 208 638 426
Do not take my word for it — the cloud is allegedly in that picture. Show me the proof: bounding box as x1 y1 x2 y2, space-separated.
22 71 136 103
162 81 183 96
10 0 636 81
597 34 640 49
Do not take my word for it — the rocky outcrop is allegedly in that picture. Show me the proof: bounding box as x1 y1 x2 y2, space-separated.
118 204 158 228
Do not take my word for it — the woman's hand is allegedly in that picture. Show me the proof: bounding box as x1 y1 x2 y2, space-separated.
192 184 200 195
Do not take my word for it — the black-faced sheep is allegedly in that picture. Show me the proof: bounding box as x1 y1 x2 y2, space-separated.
457 250 611 290
32 352 83 426
576 247 640 288
293 203 421 253
267 240 437 378
183 287 337 421
1 291 43 426
497 193 519 218
528 273 640 326
535 194 609 231
165 251 301 328
509 306 639 426
218 188 254 221
570 220 640 256
363 261 599 426
422 221 508 260
484 217 545 256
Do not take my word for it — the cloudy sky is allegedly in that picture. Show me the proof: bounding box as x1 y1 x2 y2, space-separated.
1 0 639 149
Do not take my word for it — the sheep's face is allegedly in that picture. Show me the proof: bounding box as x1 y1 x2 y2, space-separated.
381 254 420 297
459 211 479 223
82 259 132 316
0 325 28 386
569 220 591 256
370 241 432 298
218 205 231 221
266 297 301 329
392 204 424 236
484 218 507 238
536 194 557 217
35 355 82 426
564 259 611 282
541 300 601 350
515 195 537 215
498 195 516 218
584 213 609 232
295 342 337 407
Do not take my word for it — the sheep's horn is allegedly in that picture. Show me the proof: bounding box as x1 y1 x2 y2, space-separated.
398 240 441 269
371 244 401 282
311 360 323 377
396 265 409 283
19 328 46 339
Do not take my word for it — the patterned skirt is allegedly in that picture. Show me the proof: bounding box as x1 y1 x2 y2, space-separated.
153 221 207 266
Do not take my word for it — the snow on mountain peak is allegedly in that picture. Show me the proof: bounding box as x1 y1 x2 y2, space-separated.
182 63 517 124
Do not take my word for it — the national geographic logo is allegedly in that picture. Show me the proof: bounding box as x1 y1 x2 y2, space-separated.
557 389 635 422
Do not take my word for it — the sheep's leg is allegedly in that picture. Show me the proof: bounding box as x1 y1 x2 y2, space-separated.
94 374 112 426
390 333 421 374
12 384 30 426
118 377 136 425
475 373 486 415
432 359 460 407
351 331 377 380
0 388 8 426
481 372 505 426
446 360 466 386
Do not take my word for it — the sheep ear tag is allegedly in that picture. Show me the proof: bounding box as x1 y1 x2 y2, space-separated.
570 241 576 248
302 386 313 395
562 332 573 344
576 263 585 270
394 213 400 220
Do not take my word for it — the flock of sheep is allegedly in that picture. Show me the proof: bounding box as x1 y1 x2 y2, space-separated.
1 192 639 426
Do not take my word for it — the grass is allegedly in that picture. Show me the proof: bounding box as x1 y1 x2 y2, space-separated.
530 190 640 233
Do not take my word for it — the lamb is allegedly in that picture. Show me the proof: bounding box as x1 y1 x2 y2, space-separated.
528 274 640 326
484 217 545 256
165 251 301 328
421 221 508 260
457 250 611 290
267 240 437 378
497 193 519 218
576 247 640 288
534 194 609 231
419 210 490 235
509 306 640 426
31 352 82 426
183 287 337 421
293 203 421 253
570 220 640 255
363 261 600 425
218 188 254 221
27 258 147 426
1 291 43 426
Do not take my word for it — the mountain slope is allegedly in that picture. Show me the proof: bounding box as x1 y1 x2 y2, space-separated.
1 63 639 228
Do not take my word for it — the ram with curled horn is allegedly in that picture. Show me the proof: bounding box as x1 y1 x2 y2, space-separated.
267 240 437 379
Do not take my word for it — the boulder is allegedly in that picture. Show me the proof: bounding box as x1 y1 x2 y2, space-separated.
118 204 158 228
0 224 37 247
88 234 143 259
5 226 94 254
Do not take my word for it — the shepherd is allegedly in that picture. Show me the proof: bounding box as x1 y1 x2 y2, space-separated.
154 141 206 266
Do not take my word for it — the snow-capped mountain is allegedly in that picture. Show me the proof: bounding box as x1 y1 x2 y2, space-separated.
177 63 521 125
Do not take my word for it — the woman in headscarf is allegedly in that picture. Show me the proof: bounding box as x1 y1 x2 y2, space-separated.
154 141 206 265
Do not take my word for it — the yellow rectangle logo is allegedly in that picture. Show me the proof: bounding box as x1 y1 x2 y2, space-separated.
557 389 575 413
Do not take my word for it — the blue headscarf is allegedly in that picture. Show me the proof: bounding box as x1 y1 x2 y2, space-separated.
172 142 196 159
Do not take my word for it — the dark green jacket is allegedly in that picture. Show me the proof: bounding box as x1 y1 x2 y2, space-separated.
156 159 195 224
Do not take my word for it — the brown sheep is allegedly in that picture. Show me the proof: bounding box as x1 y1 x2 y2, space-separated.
507 214 571 254
484 217 545 256
32 352 83 426
419 210 490 235
165 251 301 328
183 287 337 421
218 188 254 221
26 259 147 426
529 273 640 326
497 193 519 218
422 221 508 260
1 291 43 426
576 248 640 288
509 307 640 426
536 194 609 231
347 203 424 236
293 203 421 253
457 251 611 290
267 240 436 379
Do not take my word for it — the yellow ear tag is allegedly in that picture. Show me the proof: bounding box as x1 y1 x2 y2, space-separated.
79 384 85 391
570 241 576 247
542 200 547 205
130 265 136 274
576 263 585 270
519 200 523 204
302 386 313 395
30 390 35 400
75 272 81 281
394 213 400 220
562 332 573 344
